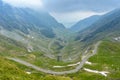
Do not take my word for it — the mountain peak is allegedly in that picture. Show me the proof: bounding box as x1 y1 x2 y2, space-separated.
70 15 100 32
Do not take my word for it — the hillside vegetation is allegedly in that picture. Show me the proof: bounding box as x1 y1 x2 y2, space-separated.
0 56 72 80
0 56 37 80
1 40 120 80
88 41 120 79
70 41 120 80
0 0 120 79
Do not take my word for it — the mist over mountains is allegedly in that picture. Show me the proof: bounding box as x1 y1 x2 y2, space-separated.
0 0 65 38
0 0 120 80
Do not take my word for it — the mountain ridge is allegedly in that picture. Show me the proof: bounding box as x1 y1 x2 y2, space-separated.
0 0 65 37
75 9 120 44
70 15 100 32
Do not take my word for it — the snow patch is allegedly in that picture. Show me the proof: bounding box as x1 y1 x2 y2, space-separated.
26 71 31 74
85 61 92 65
84 68 109 77
27 44 33 52
32 37 34 39
114 37 120 41
53 66 65 68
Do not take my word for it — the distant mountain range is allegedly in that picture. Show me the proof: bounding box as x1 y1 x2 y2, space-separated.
0 0 65 38
0 0 120 61
70 15 100 32
75 9 120 44
0 0 120 79
0 0 67 59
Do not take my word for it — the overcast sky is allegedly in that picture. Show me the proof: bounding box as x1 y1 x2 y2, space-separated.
2 0 120 27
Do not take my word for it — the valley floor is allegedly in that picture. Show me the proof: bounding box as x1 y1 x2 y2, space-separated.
7 42 101 75
1 40 120 80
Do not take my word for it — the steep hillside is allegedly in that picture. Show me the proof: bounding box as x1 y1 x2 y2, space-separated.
0 0 120 79
0 34 27 57
1 39 120 80
88 41 120 78
0 56 37 80
75 9 120 44
0 0 68 58
64 9 120 61
67 41 120 80
70 15 100 32
0 56 72 80
0 0 65 37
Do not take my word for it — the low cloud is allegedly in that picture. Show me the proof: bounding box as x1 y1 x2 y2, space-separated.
50 11 106 28
2 0 43 9
2 0 119 27
43 0 120 13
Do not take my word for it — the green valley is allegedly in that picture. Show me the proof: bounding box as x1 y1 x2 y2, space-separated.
0 0 120 80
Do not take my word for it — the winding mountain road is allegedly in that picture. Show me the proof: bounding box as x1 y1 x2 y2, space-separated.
48 39 55 53
7 41 101 75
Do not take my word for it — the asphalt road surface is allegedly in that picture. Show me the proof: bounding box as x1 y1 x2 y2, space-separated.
7 41 101 75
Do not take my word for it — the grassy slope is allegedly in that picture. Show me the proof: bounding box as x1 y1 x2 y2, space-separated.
67 41 120 80
0 56 37 80
88 41 120 79
1 32 120 80
0 56 72 80
18 51 75 71
0 34 76 71
0 35 27 57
